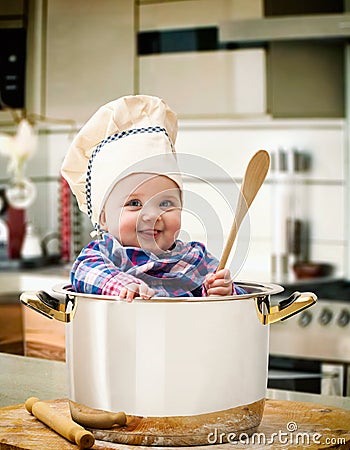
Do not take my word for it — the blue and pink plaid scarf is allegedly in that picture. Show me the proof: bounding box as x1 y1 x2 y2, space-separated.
71 232 245 297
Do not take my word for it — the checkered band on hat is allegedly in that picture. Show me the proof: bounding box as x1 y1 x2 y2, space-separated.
86 126 172 220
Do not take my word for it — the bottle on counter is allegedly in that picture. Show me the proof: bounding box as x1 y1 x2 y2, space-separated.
0 218 8 260
21 223 43 265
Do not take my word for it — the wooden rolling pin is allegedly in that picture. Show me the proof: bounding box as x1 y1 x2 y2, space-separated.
25 397 95 449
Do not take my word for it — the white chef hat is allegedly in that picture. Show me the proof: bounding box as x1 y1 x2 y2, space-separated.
61 95 183 229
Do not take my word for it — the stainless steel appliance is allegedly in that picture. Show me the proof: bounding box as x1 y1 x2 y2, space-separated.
268 279 350 396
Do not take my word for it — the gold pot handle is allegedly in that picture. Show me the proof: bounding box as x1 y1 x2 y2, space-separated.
255 291 317 325
20 290 77 323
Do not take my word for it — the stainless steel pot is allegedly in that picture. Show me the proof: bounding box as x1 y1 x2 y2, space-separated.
20 282 316 445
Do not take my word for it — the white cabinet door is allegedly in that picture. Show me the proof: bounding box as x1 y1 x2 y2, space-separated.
139 49 266 116
45 0 135 123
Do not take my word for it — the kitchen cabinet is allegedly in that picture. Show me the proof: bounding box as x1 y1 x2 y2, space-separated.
0 1 26 112
263 0 347 117
0 299 23 356
264 0 344 16
139 0 262 30
138 0 265 117
139 49 266 116
28 0 135 123
0 298 65 361
0 269 68 361
0 0 24 16
22 305 65 361
267 40 345 118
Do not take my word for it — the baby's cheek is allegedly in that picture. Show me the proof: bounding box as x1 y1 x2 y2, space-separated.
172 213 182 233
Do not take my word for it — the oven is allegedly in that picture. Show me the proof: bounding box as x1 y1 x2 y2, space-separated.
268 279 350 397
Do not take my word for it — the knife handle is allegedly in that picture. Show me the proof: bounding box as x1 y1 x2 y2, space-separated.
25 397 94 448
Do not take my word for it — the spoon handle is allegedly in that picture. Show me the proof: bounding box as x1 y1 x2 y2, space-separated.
217 150 270 271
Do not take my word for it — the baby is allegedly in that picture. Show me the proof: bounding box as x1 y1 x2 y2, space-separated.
62 95 245 300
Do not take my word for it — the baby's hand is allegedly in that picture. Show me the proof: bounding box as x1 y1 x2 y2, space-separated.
119 281 155 302
205 269 233 296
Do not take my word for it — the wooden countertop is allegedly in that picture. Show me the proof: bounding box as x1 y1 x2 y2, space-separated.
1 397 350 449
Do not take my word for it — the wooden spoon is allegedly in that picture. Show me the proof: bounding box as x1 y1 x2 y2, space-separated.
69 400 127 429
217 150 270 271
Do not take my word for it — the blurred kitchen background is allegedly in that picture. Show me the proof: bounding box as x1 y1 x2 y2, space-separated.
1 0 350 399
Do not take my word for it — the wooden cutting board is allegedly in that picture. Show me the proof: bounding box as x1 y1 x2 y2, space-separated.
0 398 350 449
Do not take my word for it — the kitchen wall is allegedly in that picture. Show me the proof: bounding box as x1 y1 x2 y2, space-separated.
176 118 346 281
0 0 348 282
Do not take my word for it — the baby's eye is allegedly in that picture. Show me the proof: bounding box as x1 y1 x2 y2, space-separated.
160 199 173 209
126 199 142 207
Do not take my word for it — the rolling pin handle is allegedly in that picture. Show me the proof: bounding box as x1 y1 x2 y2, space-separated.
114 411 127 426
25 397 95 449
72 428 95 448
24 396 39 414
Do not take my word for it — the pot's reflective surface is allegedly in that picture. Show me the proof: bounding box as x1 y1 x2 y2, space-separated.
65 289 270 417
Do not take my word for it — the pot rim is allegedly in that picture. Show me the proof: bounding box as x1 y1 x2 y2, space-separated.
52 281 284 303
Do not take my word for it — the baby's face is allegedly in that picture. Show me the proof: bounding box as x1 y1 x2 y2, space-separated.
100 174 181 255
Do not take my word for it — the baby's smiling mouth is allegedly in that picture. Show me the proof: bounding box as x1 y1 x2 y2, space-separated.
137 229 161 239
